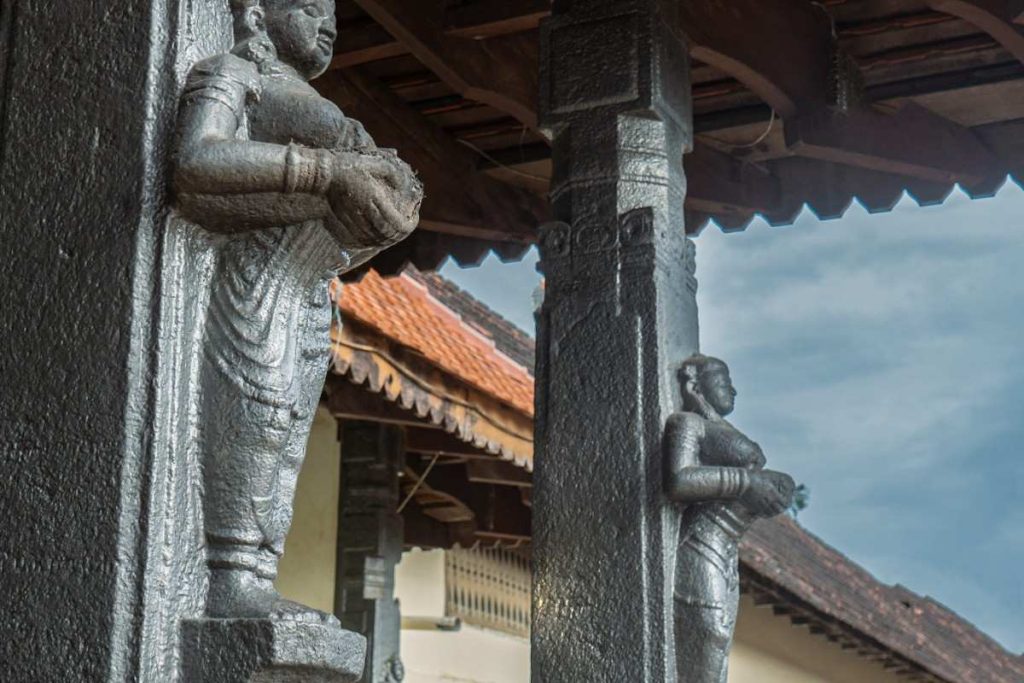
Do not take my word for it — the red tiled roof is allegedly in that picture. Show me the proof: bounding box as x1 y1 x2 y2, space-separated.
743 516 1024 683
338 269 534 416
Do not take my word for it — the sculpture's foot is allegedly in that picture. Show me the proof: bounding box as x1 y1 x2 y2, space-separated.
270 597 340 626
207 568 339 625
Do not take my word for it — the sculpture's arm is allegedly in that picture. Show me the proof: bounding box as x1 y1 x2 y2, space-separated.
664 412 751 503
175 105 333 197
172 54 334 232
666 466 752 503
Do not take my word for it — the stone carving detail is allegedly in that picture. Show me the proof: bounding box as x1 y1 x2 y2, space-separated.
172 0 421 626
665 355 796 683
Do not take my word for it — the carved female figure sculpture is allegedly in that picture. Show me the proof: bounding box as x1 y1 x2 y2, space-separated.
173 0 421 622
665 355 796 682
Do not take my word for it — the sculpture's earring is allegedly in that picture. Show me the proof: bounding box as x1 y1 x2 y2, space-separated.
249 37 275 70
681 365 700 398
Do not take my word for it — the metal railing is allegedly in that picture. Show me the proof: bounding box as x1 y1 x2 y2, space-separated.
445 547 531 638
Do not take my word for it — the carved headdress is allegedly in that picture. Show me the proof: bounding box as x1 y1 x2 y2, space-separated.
229 0 279 71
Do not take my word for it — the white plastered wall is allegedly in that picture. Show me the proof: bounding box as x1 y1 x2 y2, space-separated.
397 549 531 683
275 407 339 613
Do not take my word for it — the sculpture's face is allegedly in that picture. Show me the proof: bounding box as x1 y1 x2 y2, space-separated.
264 0 337 80
700 365 736 417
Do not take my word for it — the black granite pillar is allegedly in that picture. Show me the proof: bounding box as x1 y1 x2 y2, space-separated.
533 1 698 680
335 420 406 683
0 2 238 680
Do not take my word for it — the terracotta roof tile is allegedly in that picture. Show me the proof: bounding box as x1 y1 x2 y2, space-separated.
742 517 1024 683
407 270 536 372
337 269 535 416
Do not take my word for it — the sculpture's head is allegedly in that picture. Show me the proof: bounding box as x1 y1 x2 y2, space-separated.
231 0 337 80
680 354 737 417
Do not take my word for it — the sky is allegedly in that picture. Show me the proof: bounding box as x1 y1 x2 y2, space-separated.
440 181 1024 653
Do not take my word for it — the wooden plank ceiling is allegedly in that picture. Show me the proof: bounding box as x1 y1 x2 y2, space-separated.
316 0 1024 275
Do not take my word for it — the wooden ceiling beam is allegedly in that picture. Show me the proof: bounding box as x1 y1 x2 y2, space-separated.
926 0 1024 62
324 379 441 430
333 0 551 67
679 0 1002 185
317 67 547 242
331 21 406 68
406 428 498 459
348 0 539 128
685 145 782 215
466 459 532 488
421 466 532 542
785 103 1001 185
444 0 550 39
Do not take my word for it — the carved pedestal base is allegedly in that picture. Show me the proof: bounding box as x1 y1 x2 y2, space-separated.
180 619 366 682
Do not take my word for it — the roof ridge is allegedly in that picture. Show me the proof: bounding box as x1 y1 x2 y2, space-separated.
405 266 537 372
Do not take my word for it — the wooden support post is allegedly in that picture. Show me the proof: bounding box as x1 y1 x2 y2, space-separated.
533 1 698 680
335 421 406 683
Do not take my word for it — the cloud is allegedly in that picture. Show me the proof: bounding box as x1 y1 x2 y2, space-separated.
441 182 1024 651
697 184 1024 651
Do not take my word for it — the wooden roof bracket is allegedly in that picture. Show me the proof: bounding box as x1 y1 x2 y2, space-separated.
681 0 1004 186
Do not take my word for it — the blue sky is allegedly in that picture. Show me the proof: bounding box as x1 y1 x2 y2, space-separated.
441 182 1024 653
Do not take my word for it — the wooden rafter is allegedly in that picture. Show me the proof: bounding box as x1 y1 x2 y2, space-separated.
406 428 504 460
322 0 1021 242
330 22 407 68
347 0 539 128
927 0 1024 62
325 378 439 430
466 459 532 489
444 0 550 39
332 1 550 67
317 67 548 242
680 0 833 118
680 0 1003 185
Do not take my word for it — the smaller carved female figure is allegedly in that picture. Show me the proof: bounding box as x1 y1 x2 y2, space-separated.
665 355 795 683
173 0 421 623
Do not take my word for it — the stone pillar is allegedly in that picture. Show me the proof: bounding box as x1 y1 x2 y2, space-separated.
1 3 367 681
533 1 697 681
0 2 232 680
335 421 406 683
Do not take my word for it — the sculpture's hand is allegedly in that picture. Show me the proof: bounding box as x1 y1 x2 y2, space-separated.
740 470 795 517
326 150 423 249
748 441 767 469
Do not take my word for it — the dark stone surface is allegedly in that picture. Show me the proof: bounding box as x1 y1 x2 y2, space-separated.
533 1 697 680
664 355 795 683
0 1 417 680
172 0 420 627
180 619 366 682
0 1 224 680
